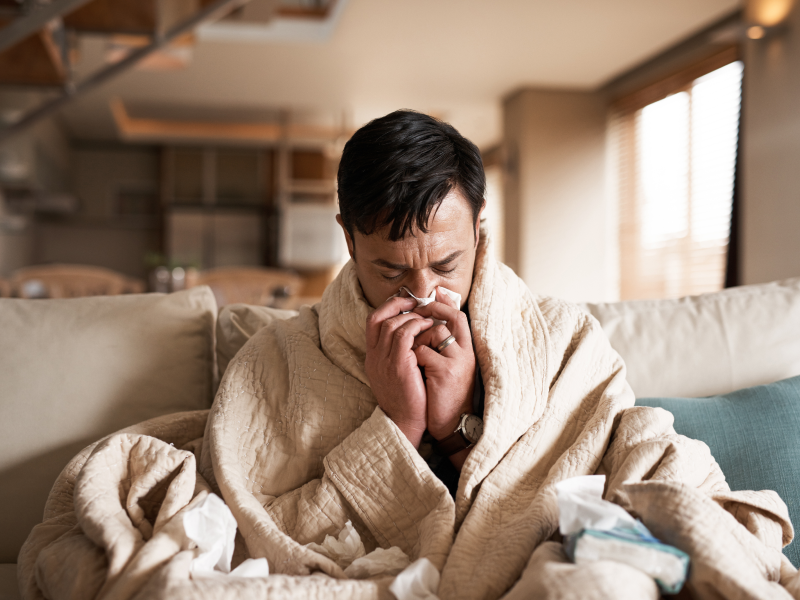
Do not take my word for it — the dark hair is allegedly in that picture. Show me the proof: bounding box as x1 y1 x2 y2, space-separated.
337 110 486 242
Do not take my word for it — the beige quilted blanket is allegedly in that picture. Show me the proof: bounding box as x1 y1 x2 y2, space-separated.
19 235 800 600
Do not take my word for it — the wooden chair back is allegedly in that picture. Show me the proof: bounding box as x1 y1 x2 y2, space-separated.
9 264 146 299
191 267 303 308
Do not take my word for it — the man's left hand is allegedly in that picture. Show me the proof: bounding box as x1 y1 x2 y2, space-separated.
412 288 476 441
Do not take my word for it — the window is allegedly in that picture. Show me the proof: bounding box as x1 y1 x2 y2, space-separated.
611 52 743 300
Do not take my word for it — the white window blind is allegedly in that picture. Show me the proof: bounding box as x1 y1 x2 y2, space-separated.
612 59 743 301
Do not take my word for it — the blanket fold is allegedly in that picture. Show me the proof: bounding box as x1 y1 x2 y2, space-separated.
18 229 799 600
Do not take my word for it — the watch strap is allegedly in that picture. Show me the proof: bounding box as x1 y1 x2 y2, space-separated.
434 429 471 457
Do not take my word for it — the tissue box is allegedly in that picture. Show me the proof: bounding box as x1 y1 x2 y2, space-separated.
564 523 689 595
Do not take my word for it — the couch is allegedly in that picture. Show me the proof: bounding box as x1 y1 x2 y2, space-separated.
1 277 799 599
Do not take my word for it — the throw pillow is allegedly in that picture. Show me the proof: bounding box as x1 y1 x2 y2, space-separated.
0 287 217 563
636 375 800 566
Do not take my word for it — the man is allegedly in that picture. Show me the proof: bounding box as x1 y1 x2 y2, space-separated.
21 111 797 600
335 110 488 478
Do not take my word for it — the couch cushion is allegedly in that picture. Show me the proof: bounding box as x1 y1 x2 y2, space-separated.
636 375 800 566
0 287 217 563
581 278 800 398
216 303 298 379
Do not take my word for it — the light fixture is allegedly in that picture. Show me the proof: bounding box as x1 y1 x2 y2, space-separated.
745 0 795 39
746 0 795 27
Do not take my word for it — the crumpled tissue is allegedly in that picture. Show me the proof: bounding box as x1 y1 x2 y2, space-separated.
389 558 440 600
305 521 414 581
397 286 461 310
229 557 270 578
305 519 366 569
183 493 269 578
556 474 638 535
395 286 462 328
345 547 411 579
556 475 689 594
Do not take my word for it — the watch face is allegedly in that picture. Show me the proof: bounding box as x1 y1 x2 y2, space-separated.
463 415 484 444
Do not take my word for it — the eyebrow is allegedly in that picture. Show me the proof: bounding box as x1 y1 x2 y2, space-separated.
371 250 464 270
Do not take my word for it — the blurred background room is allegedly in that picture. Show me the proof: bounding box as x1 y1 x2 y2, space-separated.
0 0 797 307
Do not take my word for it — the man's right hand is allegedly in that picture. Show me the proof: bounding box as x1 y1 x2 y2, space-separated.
365 296 433 448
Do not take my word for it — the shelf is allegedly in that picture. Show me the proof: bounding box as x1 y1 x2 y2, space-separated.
162 142 338 269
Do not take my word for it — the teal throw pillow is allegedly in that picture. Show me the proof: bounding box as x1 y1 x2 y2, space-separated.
636 375 800 567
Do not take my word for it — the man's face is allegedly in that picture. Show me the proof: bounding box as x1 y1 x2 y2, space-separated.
337 190 483 309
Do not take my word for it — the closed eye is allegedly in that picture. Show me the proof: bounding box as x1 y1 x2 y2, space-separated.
381 271 404 281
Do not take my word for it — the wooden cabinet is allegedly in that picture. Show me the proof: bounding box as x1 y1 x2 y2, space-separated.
161 144 335 269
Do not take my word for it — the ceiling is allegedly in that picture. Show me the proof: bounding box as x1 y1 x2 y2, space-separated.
56 0 741 147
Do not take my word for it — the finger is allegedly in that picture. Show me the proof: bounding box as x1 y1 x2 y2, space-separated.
414 344 445 367
412 300 458 325
412 324 452 350
411 328 434 350
366 296 420 349
436 287 459 309
430 323 460 357
389 318 435 362
413 302 470 343
376 313 427 356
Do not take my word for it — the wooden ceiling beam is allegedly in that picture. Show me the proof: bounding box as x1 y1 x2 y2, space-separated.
0 0 253 142
63 0 200 35
63 0 158 34
0 0 93 53
0 20 66 86
111 97 351 144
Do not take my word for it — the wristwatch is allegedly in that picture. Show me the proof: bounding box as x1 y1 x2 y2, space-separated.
434 413 484 457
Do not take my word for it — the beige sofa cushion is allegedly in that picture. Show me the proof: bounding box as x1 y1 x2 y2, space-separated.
216 303 299 379
0 287 217 563
581 278 800 398
218 280 800 401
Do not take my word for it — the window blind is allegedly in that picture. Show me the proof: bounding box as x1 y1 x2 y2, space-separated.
611 58 743 301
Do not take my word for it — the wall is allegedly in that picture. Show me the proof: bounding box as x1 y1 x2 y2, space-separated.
0 115 70 276
71 145 160 219
500 10 800 300
34 221 161 278
502 89 614 302
740 7 800 284
32 144 162 279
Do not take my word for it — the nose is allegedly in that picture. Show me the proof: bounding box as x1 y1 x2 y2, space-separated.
404 270 438 300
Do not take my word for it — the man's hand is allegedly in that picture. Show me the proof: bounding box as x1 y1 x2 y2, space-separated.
412 289 476 443
365 296 434 448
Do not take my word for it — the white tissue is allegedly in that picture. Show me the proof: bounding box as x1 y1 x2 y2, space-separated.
555 475 638 536
305 520 366 568
344 546 411 579
436 287 462 308
229 557 270 578
306 521 415 580
389 558 440 600
401 288 436 307
399 286 462 310
395 286 462 330
183 493 238 574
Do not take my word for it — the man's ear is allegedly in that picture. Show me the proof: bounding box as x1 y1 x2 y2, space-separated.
336 215 355 261
474 201 486 247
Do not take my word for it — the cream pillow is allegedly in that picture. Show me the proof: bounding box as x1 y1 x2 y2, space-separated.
216 303 299 379
215 279 800 401
581 278 800 398
0 287 217 563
